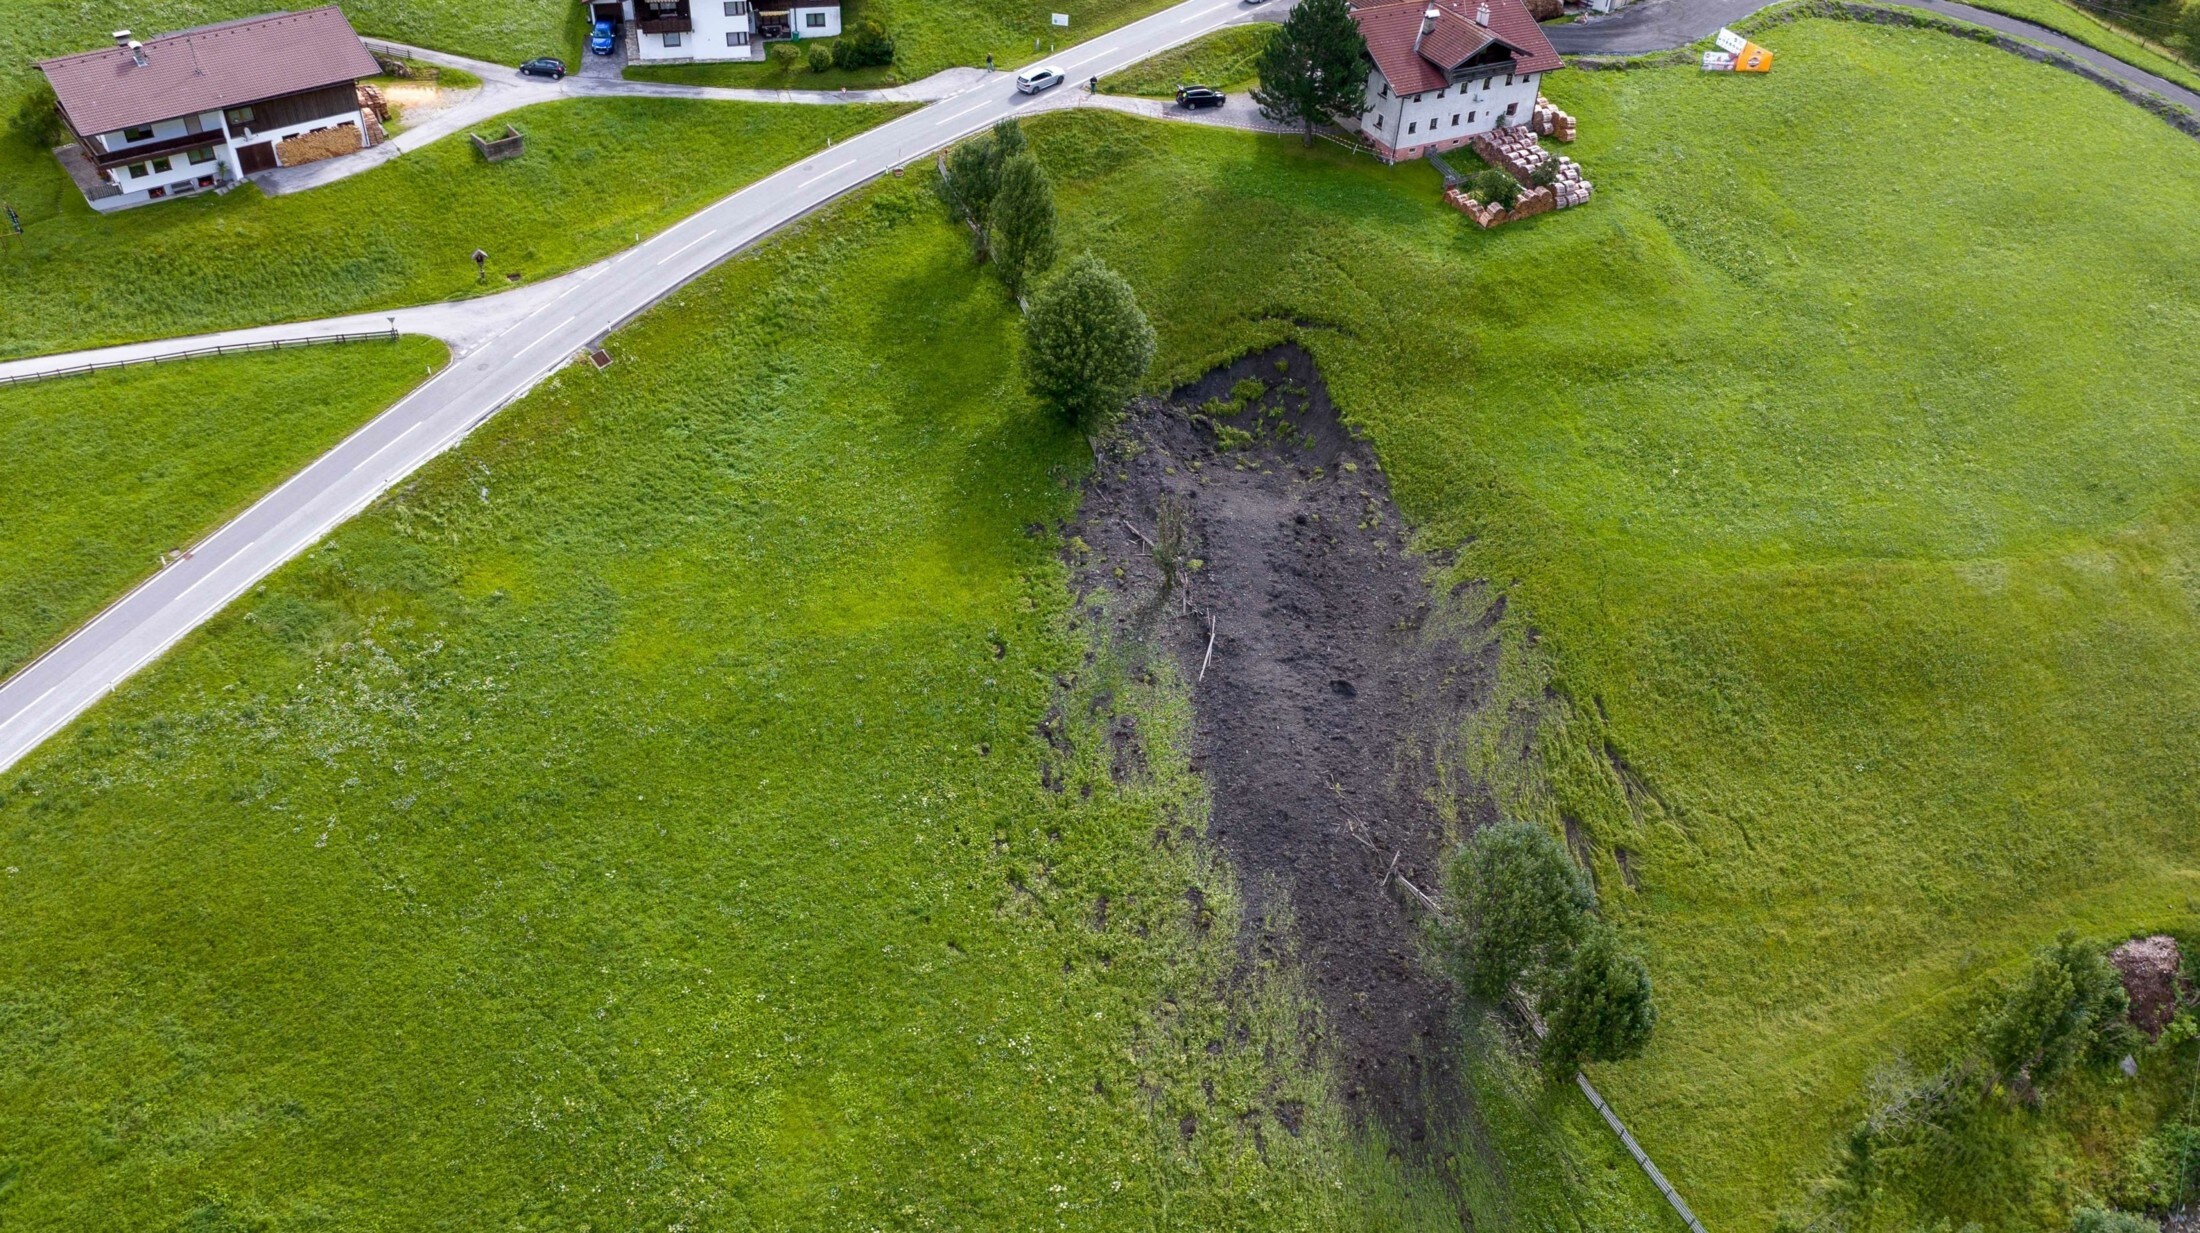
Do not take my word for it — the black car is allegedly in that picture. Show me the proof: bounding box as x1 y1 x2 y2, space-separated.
520 56 567 79
1176 85 1225 109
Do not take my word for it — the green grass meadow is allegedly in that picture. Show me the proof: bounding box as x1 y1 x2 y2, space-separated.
0 98 908 358
1099 24 1276 96
0 339 447 682
0 149 1671 1233
6 12 2200 1233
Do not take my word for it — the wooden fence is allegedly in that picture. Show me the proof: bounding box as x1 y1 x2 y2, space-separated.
0 328 402 386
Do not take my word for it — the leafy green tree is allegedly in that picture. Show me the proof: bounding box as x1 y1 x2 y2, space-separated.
805 42 834 72
10 80 63 150
988 151 1058 297
1540 925 1657 1068
770 41 800 70
1022 254 1156 433
1445 821 1593 1001
1978 931 2132 1097
1252 0 1369 146
2181 0 2200 57
832 17 895 69
941 119 1028 260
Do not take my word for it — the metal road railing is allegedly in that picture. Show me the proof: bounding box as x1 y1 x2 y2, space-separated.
0 328 403 386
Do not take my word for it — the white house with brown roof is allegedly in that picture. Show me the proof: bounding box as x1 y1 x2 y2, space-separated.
37 7 381 211
1345 0 1562 163
586 0 841 64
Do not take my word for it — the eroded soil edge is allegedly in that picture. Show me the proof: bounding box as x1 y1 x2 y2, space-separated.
1066 343 1497 1147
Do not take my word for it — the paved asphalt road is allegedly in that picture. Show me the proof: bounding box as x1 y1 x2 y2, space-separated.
0 0 1280 775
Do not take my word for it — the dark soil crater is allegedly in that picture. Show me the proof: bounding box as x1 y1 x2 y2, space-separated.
1067 343 1498 1148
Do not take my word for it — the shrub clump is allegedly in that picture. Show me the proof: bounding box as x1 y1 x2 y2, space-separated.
832 17 894 69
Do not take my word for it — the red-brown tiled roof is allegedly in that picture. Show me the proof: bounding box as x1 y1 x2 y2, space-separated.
39 7 380 138
1350 0 1561 96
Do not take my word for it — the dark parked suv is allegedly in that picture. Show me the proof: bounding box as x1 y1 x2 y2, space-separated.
1176 85 1225 109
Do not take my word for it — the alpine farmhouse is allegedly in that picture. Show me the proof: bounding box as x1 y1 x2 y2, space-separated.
1346 0 1563 162
37 7 381 211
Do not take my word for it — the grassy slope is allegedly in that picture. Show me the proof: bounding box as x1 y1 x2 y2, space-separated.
0 98 908 358
0 338 447 681
1099 24 1275 96
1030 23 2200 1226
8 14 2200 1231
1428 26 2200 1229
1946 0 2200 92
0 151 1671 1232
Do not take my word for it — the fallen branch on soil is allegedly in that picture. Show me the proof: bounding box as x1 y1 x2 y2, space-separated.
1118 516 1156 548
1198 614 1216 681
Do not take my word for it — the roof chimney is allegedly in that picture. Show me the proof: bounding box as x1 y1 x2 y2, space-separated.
1414 5 1438 50
112 28 132 46
129 39 148 67
1474 0 1489 23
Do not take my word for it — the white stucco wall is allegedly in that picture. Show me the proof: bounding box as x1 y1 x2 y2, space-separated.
632 0 767 61
790 3 843 38
1352 65 1540 160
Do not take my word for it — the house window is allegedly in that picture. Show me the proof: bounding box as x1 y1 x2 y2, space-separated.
1436 89 1446 99
663 30 682 44
1482 75 1492 89
1506 101 1518 115
150 156 172 173
1411 92 1421 103
225 105 254 126
1505 72 1513 85
1407 121 1417 134
1373 114 1383 130
122 125 154 142
188 147 215 165
728 30 747 43
1451 113 1460 125
126 162 148 178
805 10 826 26
1467 110 1476 122
148 185 166 198
1379 82 1389 98
724 0 737 11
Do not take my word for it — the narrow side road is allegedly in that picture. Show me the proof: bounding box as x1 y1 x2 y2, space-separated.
0 0 1278 776
1548 0 2200 116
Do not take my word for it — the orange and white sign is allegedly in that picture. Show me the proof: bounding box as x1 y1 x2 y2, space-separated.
1703 27 1774 71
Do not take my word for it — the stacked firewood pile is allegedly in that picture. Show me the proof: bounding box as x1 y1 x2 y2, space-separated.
1469 124 1593 212
1530 95 1577 143
275 122 364 167
1444 183 1557 228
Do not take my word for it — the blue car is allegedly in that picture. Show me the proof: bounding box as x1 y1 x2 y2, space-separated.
589 19 617 54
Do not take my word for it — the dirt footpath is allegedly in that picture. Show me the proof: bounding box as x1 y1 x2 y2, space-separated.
1067 344 1496 1147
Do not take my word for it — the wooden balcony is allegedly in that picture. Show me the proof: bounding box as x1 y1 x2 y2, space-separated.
637 1 691 32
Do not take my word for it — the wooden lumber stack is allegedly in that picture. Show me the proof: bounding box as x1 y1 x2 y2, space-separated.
1468 123 1593 210
275 122 363 167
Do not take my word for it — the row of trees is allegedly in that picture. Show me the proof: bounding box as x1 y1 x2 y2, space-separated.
942 120 1156 433
1447 821 1657 1069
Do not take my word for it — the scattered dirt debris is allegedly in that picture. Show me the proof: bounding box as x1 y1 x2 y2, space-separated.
2111 934 2186 1039
1067 343 1498 1149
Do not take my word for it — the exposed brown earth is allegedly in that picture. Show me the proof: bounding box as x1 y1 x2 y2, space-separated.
1064 343 1498 1146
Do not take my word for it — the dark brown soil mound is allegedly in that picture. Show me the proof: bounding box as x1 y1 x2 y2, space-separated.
2111 934 2185 1040
1066 343 1495 1147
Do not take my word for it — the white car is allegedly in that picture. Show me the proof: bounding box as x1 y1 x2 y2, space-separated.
1016 64 1066 93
